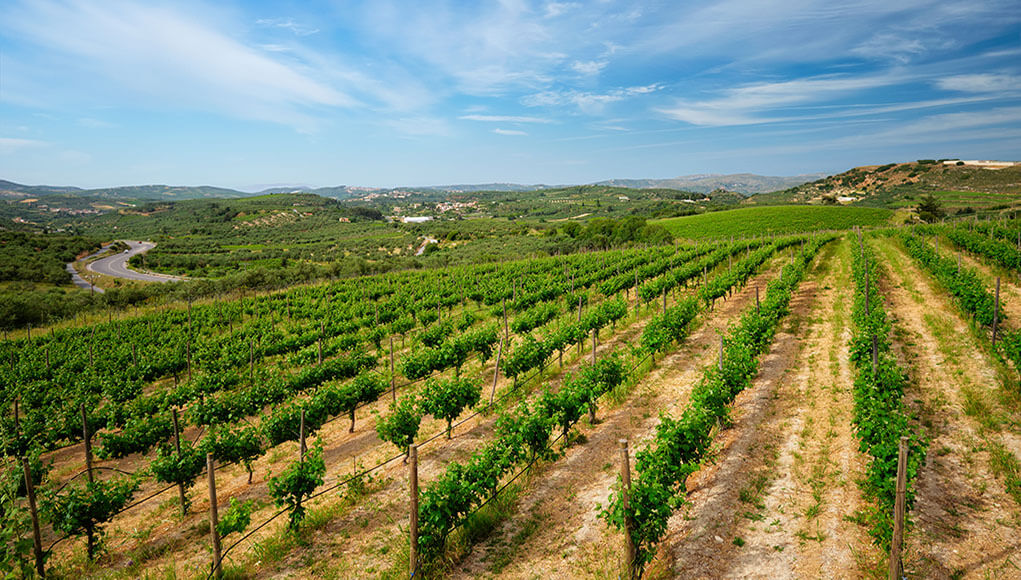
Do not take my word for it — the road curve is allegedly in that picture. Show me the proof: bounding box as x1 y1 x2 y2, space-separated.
65 262 105 293
86 240 184 283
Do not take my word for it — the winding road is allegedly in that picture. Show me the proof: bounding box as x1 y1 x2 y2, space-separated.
84 240 184 284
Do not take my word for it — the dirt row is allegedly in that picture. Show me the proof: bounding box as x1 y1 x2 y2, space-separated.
874 236 1021 579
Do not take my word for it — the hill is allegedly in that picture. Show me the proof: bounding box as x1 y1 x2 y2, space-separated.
596 172 826 194
653 205 893 239
750 159 1021 213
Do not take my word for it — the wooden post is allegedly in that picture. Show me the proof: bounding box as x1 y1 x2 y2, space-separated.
207 454 223 580
620 440 636 580
491 337 504 404
187 339 192 382
172 409 187 514
662 289 667 312
299 410 307 458
756 286 760 314
865 260 871 318
22 457 46 578
993 277 1000 346
889 436 908 580
503 297 509 339
389 335 396 402
317 335 323 365
409 445 419 579
81 404 93 483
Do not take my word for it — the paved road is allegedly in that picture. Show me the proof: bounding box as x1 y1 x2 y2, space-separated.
86 240 184 283
65 262 105 294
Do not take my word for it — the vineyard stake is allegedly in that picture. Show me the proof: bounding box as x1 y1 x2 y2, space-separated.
619 439 636 580
172 409 188 515
409 445 419 579
865 259 871 318
131 343 137 367
390 335 396 402
889 436 908 580
187 339 192 382
491 337 504 405
993 277 1000 347
299 410 307 458
503 297 509 340
756 286 760 315
592 328 597 366
207 453 223 580
22 456 46 578
81 403 94 483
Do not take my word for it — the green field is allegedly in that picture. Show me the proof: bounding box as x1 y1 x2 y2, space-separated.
653 206 893 239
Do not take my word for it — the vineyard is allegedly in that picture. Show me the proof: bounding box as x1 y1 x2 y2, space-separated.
3 220 1021 579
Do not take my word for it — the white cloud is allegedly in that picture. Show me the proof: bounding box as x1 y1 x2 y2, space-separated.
459 114 552 123
524 84 663 114
5 0 353 130
544 2 580 18
658 74 904 126
851 33 929 64
571 60 607 76
936 74 1021 93
0 137 46 154
256 17 319 36
493 128 528 136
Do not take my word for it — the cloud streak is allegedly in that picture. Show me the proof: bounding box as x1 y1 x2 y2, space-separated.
4 0 352 130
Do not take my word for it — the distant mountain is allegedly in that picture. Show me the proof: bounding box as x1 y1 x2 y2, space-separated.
1 172 823 202
594 173 828 194
0 180 248 200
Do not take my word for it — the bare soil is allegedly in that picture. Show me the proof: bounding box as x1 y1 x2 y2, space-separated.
875 237 1021 579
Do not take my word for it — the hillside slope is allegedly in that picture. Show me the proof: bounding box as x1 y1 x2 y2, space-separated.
750 160 1021 211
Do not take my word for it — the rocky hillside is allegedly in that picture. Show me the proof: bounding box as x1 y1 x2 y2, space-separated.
749 159 1021 208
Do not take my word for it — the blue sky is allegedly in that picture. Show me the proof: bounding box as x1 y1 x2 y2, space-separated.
1 0 1019 190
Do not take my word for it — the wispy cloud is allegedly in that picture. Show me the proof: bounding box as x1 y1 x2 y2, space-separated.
256 17 319 36
571 60 607 76
936 73 1021 93
544 2 579 19
658 74 905 126
524 84 663 114
493 128 528 136
5 0 352 130
0 137 46 154
459 114 552 123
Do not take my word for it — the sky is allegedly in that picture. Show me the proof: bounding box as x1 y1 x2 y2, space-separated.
1 0 1019 190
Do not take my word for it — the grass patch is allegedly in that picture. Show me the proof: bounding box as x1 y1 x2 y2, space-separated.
989 442 1021 506
653 206 892 240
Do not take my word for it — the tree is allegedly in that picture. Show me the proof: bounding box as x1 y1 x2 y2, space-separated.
917 194 944 223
